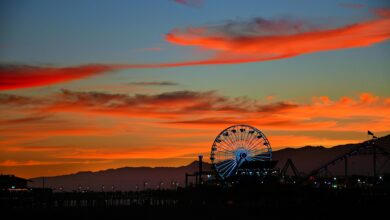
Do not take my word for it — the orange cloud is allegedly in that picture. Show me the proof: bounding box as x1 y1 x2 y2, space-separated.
165 9 390 62
1 9 390 91
1 90 389 177
2 90 389 134
35 90 298 121
0 160 71 166
0 159 112 167
59 143 209 160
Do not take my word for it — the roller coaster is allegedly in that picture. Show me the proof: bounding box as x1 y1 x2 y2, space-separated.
186 125 390 187
306 138 390 180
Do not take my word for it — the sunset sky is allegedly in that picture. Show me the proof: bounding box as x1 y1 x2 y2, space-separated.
1 0 390 178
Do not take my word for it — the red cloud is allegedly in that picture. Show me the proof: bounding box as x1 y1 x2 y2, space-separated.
1 9 390 91
165 10 390 62
0 64 118 90
2 90 389 133
39 89 297 120
1 90 389 175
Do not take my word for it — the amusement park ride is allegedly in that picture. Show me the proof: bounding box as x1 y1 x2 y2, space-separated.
186 124 280 187
185 124 390 188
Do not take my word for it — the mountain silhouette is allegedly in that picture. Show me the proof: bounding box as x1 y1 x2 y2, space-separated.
29 135 390 191
29 161 211 191
273 134 390 176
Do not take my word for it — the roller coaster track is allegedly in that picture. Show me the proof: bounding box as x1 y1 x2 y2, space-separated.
306 140 390 179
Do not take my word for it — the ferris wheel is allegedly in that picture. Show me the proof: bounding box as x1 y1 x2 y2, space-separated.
210 125 272 180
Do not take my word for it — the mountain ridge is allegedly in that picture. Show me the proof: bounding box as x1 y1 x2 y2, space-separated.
29 135 390 191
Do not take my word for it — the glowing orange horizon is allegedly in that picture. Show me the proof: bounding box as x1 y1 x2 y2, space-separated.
1 90 389 178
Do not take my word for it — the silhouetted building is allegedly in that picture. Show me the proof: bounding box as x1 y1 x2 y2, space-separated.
0 175 28 190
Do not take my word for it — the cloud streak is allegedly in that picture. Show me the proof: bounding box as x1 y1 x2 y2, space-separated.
172 0 203 8
127 81 179 86
1 90 389 175
339 3 365 9
165 9 390 62
0 64 120 91
1 9 390 90
38 89 297 120
2 90 389 132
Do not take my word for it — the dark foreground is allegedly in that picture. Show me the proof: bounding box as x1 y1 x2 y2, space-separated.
1 184 389 219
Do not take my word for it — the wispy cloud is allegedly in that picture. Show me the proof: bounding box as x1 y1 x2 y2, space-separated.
0 159 111 167
1 90 389 132
38 89 298 120
0 93 39 105
339 3 365 9
127 81 179 86
165 9 390 64
1 9 389 91
0 64 118 90
0 115 51 125
172 0 203 8
1 90 389 174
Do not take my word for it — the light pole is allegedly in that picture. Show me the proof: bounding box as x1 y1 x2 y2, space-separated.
143 181 148 190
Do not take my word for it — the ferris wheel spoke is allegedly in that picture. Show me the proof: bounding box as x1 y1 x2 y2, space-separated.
247 138 265 151
216 159 233 166
237 127 244 147
236 130 244 148
214 140 231 152
249 154 271 161
242 130 251 150
219 162 236 176
216 148 236 154
247 143 263 154
220 161 237 178
222 134 236 150
226 164 238 177
219 161 235 173
226 131 240 149
248 149 268 155
251 143 270 154
240 128 248 148
249 156 270 162
247 132 263 147
227 129 238 148
232 128 242 148
244 136 255 152
216 142 233 152
219 139 236 151
217 151 234 157
215 154 230 161
215 159 234 169
246 132 259 149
